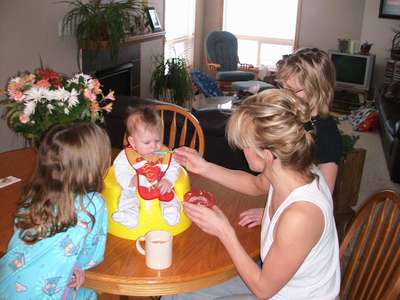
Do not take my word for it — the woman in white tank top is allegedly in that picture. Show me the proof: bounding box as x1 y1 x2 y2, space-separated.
168 89 340 300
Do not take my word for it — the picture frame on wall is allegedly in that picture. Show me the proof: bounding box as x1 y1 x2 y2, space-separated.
146 7 162 32
379 0 400 19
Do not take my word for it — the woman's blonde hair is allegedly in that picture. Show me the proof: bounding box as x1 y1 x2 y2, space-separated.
125 105 161 136
276 48 335 117
16 122 111 244
227 89 315 178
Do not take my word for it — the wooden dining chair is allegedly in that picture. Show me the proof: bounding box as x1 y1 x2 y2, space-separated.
339 189 400 300
155 104 205 157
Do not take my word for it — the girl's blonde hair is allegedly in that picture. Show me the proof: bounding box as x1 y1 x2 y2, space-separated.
16 122 111 244
227 89 315 178
276 48 335 117
125 105 161 136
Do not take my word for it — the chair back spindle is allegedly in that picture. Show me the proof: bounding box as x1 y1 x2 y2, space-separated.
340 190 400 300
156 104 205 156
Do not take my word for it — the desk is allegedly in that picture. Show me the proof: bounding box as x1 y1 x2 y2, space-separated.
0 148 265 297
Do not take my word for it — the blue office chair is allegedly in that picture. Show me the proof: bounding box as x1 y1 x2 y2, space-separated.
205 31 258 89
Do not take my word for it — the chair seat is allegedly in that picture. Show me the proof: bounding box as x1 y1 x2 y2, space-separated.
216 71 255 81
232 80 275 92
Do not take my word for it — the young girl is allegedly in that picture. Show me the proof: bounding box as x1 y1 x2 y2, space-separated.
168 89 340 299
0 122 111 299
112 106 181 228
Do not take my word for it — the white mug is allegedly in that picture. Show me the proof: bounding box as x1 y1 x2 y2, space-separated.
136 230 173 270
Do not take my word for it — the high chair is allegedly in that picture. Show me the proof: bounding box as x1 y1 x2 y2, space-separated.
102 104 206 240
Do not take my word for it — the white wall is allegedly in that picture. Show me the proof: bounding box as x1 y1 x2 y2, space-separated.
0 0 78 152
0 0 164 151
360 0 400 87
297 0 365 51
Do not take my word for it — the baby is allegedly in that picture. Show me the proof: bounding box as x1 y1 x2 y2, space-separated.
112 106 181 228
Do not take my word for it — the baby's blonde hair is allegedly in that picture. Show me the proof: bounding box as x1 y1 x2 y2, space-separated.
126 105 161 137
227 89 315 178
276 48 335 117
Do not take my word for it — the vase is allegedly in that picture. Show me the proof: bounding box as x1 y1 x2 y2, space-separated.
24 137 40 149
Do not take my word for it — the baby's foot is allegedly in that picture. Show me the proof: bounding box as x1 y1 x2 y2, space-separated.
112 207 139 229
160 200 181 226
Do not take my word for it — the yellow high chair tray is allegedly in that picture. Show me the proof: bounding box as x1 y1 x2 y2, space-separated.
102 166 192 240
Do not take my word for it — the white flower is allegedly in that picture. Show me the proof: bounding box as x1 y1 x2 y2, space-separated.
44 89 57 101
47 104 54 112
24 87 47 102
64 107 70 115
23 101 36 117
87 78 97 90
51 87 70 103
68 89 79 107
66 74 80 85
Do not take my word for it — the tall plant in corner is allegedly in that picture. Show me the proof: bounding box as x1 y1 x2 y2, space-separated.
61 0 146 61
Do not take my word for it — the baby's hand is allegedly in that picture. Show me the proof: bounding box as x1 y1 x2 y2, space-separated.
158 179 172 194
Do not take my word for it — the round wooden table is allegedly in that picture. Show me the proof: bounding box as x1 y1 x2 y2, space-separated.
0 148 265 297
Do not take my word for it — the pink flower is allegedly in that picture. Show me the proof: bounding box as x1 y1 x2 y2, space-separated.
104 90 115 101
36 79 50 88
103 103 113 112
90 101 100 112
84 89 97 102
8 81 20 95
92 79 102 95
19 114 30 124
12 90 25 102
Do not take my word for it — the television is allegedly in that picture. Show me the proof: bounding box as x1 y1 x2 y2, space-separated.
328 50 375 91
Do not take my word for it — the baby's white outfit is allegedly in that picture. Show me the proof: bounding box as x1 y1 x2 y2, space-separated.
113 147 181 228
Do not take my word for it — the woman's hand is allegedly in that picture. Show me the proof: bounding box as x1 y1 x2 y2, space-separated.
173 147 208 175
238 208 264 228
183 202 234 240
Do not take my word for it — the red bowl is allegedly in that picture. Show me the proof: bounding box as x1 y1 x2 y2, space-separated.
184 189 216 208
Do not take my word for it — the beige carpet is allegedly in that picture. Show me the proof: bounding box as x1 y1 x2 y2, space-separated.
338 119 400 211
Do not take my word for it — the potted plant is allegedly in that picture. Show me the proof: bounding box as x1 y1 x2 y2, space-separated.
150 56 193 107
61 0 147 60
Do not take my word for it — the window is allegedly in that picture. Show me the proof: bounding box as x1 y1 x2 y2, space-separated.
223 0 300 68
164 0 196 66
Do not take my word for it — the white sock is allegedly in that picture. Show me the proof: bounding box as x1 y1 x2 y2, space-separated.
160 199 181 226
112 206 139 229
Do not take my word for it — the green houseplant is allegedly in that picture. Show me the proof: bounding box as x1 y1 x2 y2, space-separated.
150 56 193 107
61 0 147 60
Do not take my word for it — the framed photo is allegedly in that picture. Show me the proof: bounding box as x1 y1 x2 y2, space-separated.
146 7 162 32
379 0 400 19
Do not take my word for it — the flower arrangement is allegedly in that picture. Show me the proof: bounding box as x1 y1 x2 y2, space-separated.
2 68 115 143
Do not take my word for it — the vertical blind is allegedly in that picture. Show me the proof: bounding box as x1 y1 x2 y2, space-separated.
223 0 300 68
164 0 196 66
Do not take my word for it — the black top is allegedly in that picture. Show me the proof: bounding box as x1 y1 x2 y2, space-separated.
313 116 343 165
